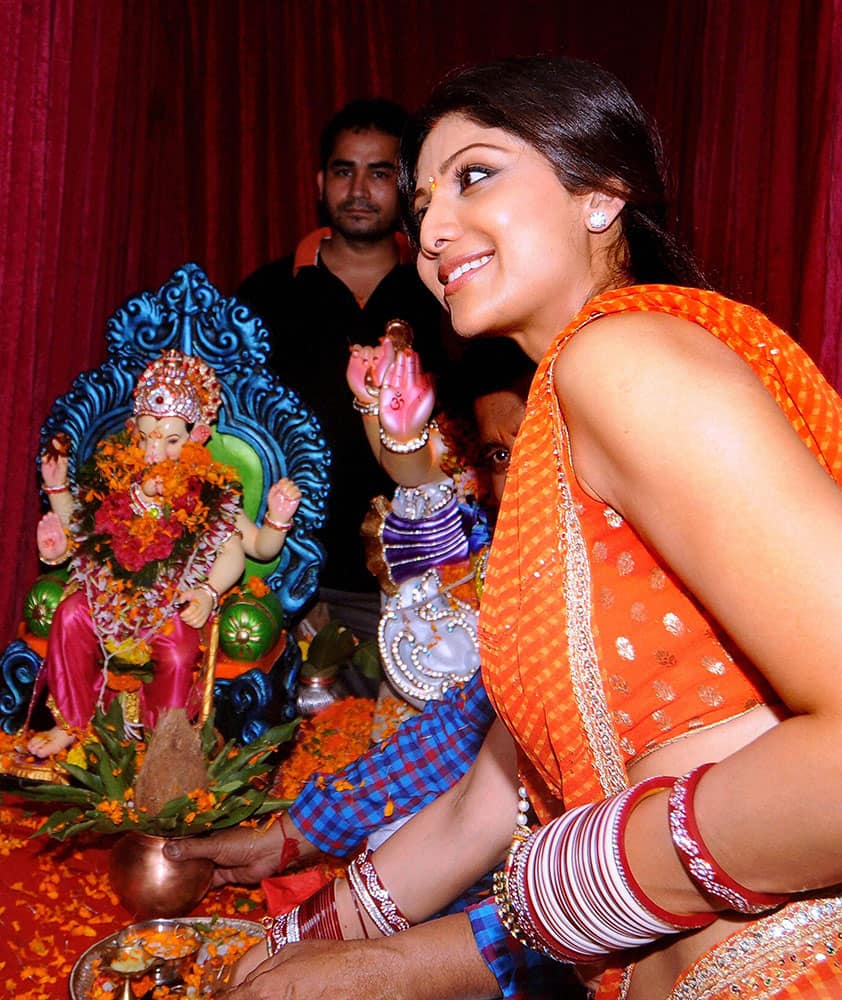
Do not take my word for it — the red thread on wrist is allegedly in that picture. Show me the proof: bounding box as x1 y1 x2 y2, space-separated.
278 813 301 872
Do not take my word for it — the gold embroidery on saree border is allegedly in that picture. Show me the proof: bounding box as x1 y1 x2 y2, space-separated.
667 896 842 999
548 359 627 799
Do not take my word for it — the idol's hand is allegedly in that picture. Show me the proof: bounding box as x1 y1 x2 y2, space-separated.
178 586 214 628
37 512 68 562
379 348 435 441
41 449 68 490
141 475 164 498
346 337 396 403
266 479 301 525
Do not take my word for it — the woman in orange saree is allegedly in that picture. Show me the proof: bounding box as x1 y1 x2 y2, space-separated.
199 58 842 1000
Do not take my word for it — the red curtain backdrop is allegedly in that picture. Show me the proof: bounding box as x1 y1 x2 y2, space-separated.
1 0 838 647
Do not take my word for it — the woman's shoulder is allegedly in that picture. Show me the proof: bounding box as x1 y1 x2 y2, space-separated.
554 304 750 402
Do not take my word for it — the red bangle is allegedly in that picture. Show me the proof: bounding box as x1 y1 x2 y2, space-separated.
349 882 371 939
346 848 410 936
42 482 69 494
616 775 716 929
668 763 789 914
297 879 343 940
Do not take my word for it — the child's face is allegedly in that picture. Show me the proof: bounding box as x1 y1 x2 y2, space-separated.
473 388 526 504
136 415 190 464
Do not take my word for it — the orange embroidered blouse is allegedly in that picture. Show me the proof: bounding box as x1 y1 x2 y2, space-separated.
479 285 842 818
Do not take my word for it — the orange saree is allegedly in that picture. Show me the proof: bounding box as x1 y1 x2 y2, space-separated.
478 285 842 998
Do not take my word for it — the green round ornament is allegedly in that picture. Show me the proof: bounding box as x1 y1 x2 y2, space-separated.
219 589 284 661
23 573 68 637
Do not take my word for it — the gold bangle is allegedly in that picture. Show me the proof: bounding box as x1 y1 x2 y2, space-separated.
195 581 219 614
40 552 70 566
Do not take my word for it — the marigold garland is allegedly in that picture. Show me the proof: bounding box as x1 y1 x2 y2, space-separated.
67 430 242 674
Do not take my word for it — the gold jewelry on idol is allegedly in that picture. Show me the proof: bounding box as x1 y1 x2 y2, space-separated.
133 350 222 426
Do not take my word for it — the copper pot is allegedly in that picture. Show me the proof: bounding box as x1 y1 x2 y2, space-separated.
109 831 213 919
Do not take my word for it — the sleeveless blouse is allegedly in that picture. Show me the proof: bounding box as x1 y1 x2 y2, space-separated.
479 285 842 818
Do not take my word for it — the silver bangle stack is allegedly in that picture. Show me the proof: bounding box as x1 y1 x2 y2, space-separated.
346 848 410 936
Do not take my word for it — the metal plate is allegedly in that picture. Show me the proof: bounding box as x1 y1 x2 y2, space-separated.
69 916 264 999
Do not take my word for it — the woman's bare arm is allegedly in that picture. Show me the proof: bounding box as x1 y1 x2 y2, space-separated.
555 310 842 910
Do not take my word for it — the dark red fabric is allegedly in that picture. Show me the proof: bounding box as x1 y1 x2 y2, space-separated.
261 868 332 917
1 0 838 647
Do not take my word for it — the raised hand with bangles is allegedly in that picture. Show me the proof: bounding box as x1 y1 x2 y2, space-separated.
347 320 444 488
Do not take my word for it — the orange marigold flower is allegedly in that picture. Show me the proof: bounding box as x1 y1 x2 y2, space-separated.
105 672 143 692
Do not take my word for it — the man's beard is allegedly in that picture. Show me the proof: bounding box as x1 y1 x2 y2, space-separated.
327 199 397 242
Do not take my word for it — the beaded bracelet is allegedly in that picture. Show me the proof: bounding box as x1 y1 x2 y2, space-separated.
352 397 380 416
264 514 294 532
346 848 410 936
379 423 430 454
668 763 789 914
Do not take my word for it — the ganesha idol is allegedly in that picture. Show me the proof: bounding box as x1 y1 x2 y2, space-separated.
27 350 302 759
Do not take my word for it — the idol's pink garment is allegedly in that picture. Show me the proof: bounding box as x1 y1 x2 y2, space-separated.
42 590 200 729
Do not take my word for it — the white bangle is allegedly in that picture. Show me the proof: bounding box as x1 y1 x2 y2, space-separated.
352 398 379 416
42 482 69 495
379 423 430 454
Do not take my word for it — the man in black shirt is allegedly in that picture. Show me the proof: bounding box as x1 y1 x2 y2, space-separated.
237 99 447 641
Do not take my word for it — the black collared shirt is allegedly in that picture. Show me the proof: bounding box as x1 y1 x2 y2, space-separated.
237 250 448 593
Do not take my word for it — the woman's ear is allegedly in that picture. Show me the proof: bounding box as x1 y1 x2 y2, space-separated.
190 424 212 444
583 191 626 233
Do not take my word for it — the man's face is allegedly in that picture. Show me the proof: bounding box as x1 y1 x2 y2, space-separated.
318 128 401 242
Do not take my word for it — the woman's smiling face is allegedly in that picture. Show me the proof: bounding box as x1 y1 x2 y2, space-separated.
414 114 602 356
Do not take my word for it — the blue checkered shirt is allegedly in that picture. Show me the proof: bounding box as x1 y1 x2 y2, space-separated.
287 673 580 998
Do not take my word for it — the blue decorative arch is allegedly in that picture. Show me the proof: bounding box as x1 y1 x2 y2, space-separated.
39 262 330 619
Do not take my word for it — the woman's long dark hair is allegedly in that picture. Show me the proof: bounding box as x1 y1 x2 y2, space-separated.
399 57 707 289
